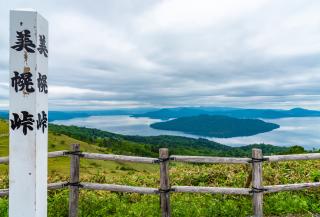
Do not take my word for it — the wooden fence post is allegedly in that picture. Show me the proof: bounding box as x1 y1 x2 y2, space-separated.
159 148 171 217
69 144 80 217
252 148 263 217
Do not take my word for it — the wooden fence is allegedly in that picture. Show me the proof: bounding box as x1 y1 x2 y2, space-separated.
1 145 320 217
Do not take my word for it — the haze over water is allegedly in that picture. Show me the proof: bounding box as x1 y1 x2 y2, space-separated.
53 116 320 150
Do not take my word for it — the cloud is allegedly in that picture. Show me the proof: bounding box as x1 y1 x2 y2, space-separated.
0 82 8 100
0 0 320 110
136 0 268 32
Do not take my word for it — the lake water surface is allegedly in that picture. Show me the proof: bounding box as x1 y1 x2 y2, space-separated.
52 116 320 150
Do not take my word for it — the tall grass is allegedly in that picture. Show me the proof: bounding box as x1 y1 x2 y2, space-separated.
1 161 320 216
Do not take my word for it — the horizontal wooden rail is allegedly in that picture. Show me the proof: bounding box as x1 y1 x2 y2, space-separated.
266 153 320 162
173 186 251 195
48 181 68 190
2 150 320 166
171 155 251 164
48 150 68 158
0 181 68 197
0 157 8 164
173 153 320 164
0 189 8 197
3 181 319 198
264 182 320 193
81 182 158 194
81 152 157 164
0 150 69 164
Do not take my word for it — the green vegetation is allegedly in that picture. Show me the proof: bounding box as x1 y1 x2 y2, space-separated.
49 123 288 157
1 120 320 216
150 115 279 138
3 159 320 216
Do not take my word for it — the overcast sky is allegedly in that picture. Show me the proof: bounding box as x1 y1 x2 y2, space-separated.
1 0 320 110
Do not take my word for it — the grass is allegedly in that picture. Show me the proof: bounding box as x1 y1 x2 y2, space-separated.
0 120 157 177
1 120 320 216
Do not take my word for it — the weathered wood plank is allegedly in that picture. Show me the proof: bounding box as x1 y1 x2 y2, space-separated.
0 182 67 198
81 182 158 194
0 150 67 165
173 186 250 195
0 189 8 197
266 153 320 162
0 157 9 164
48 182 68 190
48 150 68 158
265 182 320 193
82 152 157 164
2 151 320 165
171 155 250 164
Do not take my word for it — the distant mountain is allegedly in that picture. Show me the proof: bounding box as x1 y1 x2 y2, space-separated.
2 107 320 123
0 108 156 122
133 107 320 120
150 115 279 138
132 107 234 120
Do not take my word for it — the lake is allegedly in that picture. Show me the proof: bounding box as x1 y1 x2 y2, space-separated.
52 116 320 150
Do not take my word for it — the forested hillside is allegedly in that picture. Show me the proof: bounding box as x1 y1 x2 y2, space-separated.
150 115 279 138
49 123 290 157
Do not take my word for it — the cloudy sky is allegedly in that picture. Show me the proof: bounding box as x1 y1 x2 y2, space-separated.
1 0 320 110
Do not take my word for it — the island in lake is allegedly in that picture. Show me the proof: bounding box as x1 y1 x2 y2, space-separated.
150 115 280 138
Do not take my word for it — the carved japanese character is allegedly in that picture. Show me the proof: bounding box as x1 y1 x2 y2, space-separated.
36 111 48 133
11 30 36 53
11 71 35 93
37 35 48 57
10 111 34 135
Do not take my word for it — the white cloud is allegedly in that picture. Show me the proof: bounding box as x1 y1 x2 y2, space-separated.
49 85 119 99
136 0 268 32
0 0 320 110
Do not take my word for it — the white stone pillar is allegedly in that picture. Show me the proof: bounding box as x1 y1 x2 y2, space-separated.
9 9 48 217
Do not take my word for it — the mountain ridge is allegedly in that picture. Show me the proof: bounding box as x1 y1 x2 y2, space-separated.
1 107 319 122
132 107 320 120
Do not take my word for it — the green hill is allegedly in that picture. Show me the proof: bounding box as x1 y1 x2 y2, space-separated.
0 119 289 178
150 115 279 138
0 119 157 177
48 122 288 157
2 119 320 217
